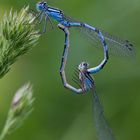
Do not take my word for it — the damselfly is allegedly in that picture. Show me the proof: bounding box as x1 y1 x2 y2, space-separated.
58 24 115 140
35 1 134 57
58 25 115 140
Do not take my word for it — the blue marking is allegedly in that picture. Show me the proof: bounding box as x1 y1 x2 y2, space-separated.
36 1 134 76
36 1 134 58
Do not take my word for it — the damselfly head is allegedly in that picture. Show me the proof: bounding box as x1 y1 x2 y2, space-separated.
36 1 47 11
78 62 89 72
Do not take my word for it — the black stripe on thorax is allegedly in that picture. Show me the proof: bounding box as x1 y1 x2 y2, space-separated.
48 7 62 14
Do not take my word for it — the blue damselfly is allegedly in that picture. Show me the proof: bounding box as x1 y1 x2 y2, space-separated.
36 1 134 57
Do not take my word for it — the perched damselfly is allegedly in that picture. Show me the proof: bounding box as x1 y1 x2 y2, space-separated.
35 1 134 57
58 25 115 140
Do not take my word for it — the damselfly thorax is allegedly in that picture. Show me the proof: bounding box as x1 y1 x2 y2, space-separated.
73 62 95 93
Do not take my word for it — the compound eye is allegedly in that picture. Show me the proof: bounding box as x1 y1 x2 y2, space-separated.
43 2 47 5
83 63 87 67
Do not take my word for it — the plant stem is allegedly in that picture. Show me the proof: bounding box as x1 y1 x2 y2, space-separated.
0 124 9 140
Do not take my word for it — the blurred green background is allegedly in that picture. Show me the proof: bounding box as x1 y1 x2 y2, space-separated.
0 0 140 140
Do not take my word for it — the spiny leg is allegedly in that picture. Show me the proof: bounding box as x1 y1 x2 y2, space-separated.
40 16 48 34
31 11 51 35
78 62 95 92
28 9 38 17
48 16 54 30
39 15 54 34
37 13 48 35
29 9 43 23
27 10 47 35
38 12 44 24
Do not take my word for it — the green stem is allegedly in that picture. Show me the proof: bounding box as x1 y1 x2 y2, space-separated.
0 114 12 140
0 125 9 140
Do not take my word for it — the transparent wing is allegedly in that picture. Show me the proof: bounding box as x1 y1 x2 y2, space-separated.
79 26 135 57
64 15 135 57
93 91 115 140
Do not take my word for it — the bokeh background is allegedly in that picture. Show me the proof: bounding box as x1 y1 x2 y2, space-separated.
0 0 140 140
